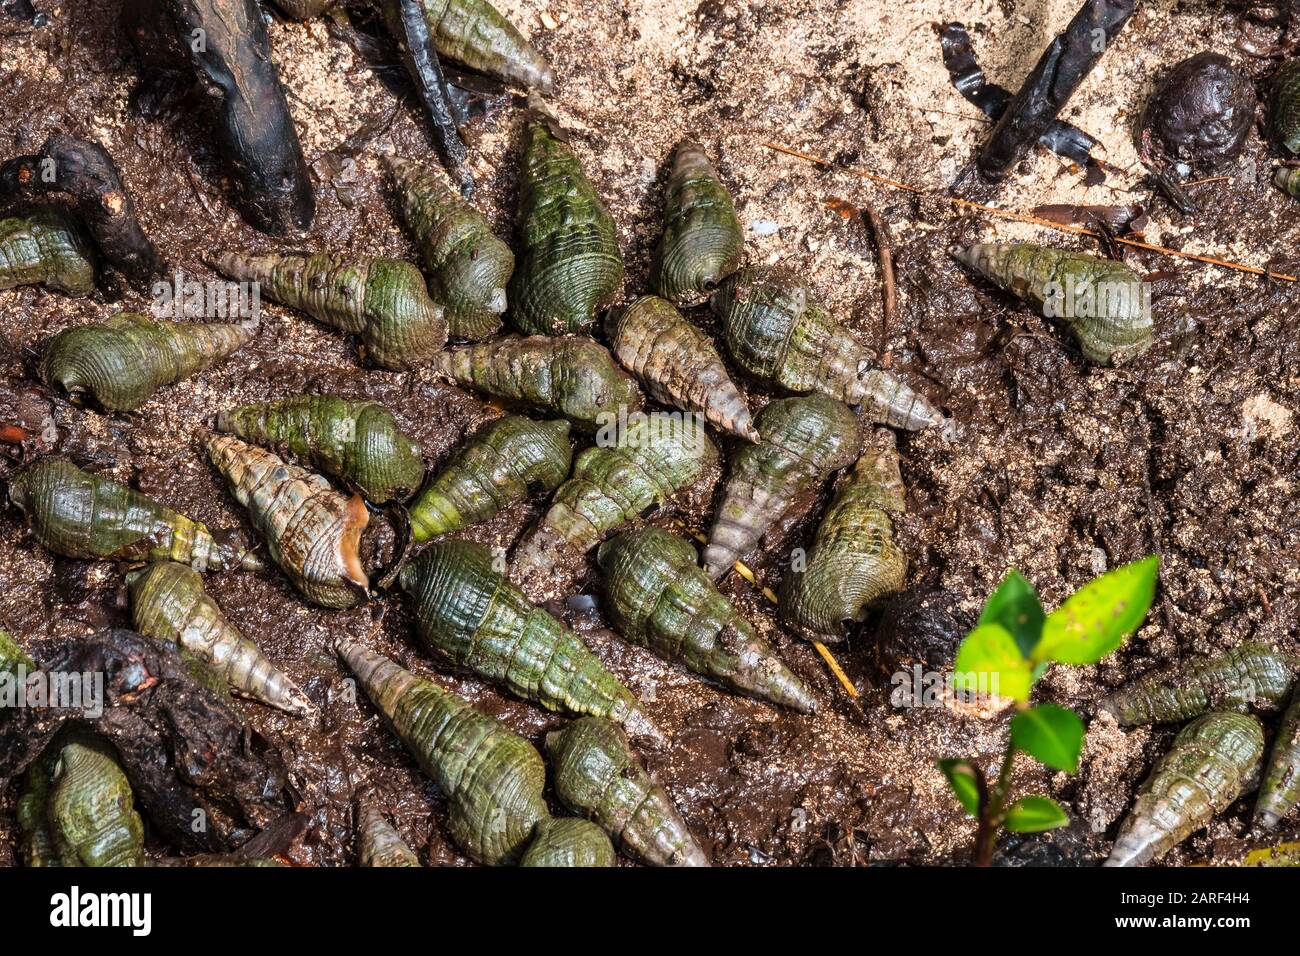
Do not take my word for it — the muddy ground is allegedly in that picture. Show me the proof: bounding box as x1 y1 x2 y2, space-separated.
0 0 1296 866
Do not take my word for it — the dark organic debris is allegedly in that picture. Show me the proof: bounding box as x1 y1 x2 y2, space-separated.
1139 53 1256 171
1031 202 1148 235
0 134 165 288
936 22 1104 182
0 629 294 853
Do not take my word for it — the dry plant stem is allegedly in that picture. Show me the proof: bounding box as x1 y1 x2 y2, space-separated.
860 204 896 369
765 142 1300 283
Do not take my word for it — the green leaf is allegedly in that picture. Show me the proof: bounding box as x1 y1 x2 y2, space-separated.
937 759 981 817
1003 796 1069 833
1032 556 1159 666
954 623 1034 701
979 570 1046 657
1011 704 1085 772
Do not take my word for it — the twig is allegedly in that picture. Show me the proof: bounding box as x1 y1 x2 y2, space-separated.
861 204 897 369
763 141 1300 282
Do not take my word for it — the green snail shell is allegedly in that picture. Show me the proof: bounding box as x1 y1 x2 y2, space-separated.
519 817 617 867
0 206 95 296
355 799 421 866
419 0 554 92
48 735 146 867
1256 688 1300 830
1269 59 1300 155
651 139 743 307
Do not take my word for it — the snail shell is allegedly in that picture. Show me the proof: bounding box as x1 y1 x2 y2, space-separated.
1105 712 1264 867
399 538 664 744
214 252 447 369
1256 689 1300 830
337 640 549 865
408 414 572 543
703 393 861 580
953 242 1153 365
16 749 59 867
385 155 513 341
43 313 254 412
355 799 421 867
8 455 262 572
216 394 425 505
651 140 744 307
519 817 616 867
547 716 709 867
598 527 817 713
512 410 719 582
0 207 95 296
508 96 623 336
606 295 758 442
48 735 146 867
206 434 370 608
710 265 942 429
1097 641 1298 726
1270 58 1300 155
127 561 313 716
421 0 554 92
779 433 907 643
427 334 642 431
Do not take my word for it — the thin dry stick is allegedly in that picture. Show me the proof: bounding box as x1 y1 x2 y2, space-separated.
764 142 1300 283
862 204 897 369
673 521 859 699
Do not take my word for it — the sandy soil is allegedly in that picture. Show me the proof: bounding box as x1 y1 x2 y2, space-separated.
0 0 1296 866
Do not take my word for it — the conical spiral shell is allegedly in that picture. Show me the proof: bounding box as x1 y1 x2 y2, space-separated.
8 455 262 572
337 640 549 865
1105 712 1264 867
16 748 59 867
48 736 145 867
779 435 907 642
606 295 758 442
703 393 861 580
355 799 421 866
385 155 513 341
206 434 370 608
710 265 943 429
216 394 425 504
43 312 254 412
598 527 817 713
214 252 446 369
127 561 313 716
953 243 1153 365
408 414 572 542
427 334 642 430
651 140 743 306
420 0 554 92
1256 689 1300 829
508 98 623 335
399 539 664 743
512 410 719 580
519 817 616 867
1097 641 1298 726
0 207 95 295
1269 58 1300 155
547 717 709 867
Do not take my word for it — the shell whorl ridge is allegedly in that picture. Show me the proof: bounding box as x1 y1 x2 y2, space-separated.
0 207 96 295
518 817 617 867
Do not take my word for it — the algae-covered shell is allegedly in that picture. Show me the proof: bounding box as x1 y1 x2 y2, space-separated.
408 415 572 542
337 640 549 865
954 243 1153 365
398 539 664 743
1269 59 1300 155
508 97 623 336
710 265 942 429
1098 641 1298 727
214 252 447 369
420 0 554 92
427 335 642 430
206 434 370 608
1256 689 1300 829
703 393 861 580
1276 167 1300 198
0 207 95 296
16 748 59 867
607 295 758 442
0 627 34 675
43 313 254 412
127 561 313 716
48 736 145 867
512 410 719 579
597 527 817 713
8 455 262 572
651 140 743 307
519 817 616 867
216 394 425 504
779 434 907 643
384 155 513 341
547 717 708 867
355 799 421 866
1105 712 1264 867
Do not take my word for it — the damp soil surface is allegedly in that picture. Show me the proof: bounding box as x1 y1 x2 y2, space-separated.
0 0 1297 866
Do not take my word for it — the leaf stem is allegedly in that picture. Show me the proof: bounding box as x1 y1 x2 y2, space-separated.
974 742 1017 866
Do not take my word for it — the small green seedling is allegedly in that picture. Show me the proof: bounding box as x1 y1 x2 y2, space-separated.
939 556 1159 865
